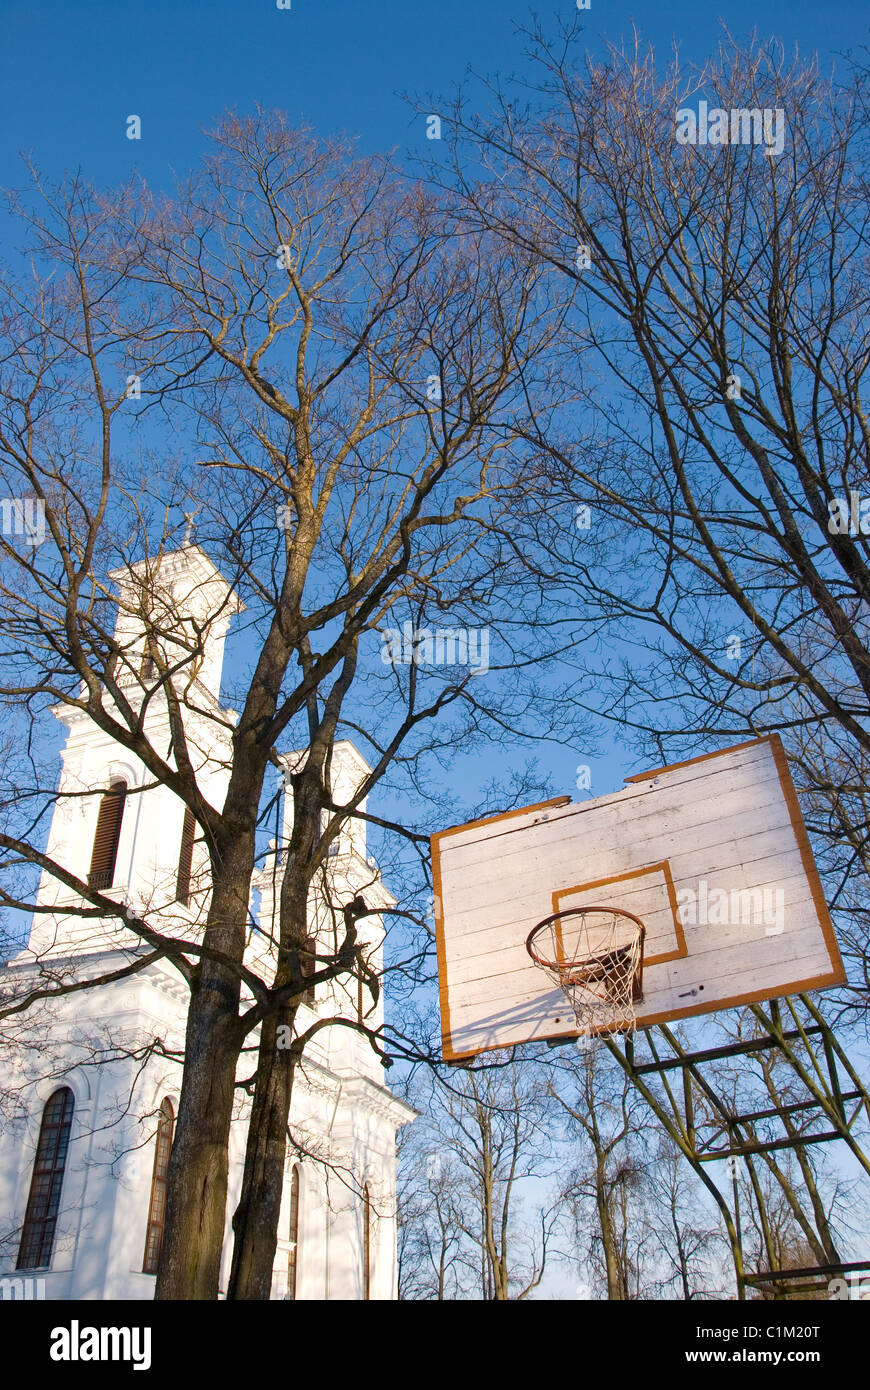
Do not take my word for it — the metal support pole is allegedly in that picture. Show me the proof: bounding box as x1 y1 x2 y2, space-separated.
604 997 870 1301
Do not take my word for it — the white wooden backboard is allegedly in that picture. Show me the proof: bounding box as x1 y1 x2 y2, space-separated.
432 737 845 1060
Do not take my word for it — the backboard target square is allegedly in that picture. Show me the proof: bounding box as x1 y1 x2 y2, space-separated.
552 862 687 969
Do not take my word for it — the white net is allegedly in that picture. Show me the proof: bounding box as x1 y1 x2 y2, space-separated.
527 908 645 1036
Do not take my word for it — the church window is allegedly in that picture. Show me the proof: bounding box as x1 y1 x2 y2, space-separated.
88 780 127 889
286 1164 300 1299
142 1099 174 1275
302 935 317 1004
362 1182 372 1299
356 948 372 1025
176 807 196 906
17 1087 75 1269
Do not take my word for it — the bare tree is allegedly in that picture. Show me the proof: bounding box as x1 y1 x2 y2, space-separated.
645 1138 729 1300
396 1129 465 1301
0 113 579 1297
550 1042 652 1299
401 1059 558 1300
435 24 870 1010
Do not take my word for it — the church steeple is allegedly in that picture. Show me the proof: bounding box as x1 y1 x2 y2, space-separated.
108 545 242 705
21 546 241 959
0 544 414 1303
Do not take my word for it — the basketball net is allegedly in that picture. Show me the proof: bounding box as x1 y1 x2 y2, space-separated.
526 907 645 1038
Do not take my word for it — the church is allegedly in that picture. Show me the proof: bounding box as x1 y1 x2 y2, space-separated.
0 544 414 1299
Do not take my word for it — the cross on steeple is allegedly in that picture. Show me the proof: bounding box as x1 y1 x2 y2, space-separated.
182 507 201 546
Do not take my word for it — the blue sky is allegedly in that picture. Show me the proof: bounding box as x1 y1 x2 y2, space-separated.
1 0 867 809
1 1 866 201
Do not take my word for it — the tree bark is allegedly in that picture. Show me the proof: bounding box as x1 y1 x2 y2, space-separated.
596 1163 623 1300
155 840 251 1300
155 969 242 1298
227 1005 297 1299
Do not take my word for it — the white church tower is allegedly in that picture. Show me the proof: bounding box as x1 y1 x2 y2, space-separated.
0 545 414 1300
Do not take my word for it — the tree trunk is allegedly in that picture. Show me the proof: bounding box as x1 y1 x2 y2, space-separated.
227 1005 298 1299
155 967 242 1298
155 844 251 1300
226 846 357 1298
480 1124 509 1299
672 1208 691 1301
596 1166 623 1300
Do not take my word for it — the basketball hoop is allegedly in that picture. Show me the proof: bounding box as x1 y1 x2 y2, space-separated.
526 906 646 1037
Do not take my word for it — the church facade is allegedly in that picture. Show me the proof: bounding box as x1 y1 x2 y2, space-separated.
0 546 414 1300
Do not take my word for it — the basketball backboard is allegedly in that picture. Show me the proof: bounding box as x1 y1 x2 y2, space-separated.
432 736 845 1060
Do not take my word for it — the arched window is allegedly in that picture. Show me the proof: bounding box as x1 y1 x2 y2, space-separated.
286 1165 300 1300
176 808 196 906
356 949 372 1024
88 780 127 889
302 935 317 1005
362 1183 372 1300
17 1087 75 1269
142 1099 174 1275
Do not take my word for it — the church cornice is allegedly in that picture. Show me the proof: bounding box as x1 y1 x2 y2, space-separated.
108 544 245 615
291 1055 415 1124
52 691 239 734
332 1073 418 1124
2 946 190 1006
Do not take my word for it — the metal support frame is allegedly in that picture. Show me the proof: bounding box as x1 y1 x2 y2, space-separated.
605 993 870 1300
743 1258 870 1295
